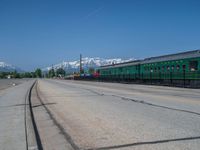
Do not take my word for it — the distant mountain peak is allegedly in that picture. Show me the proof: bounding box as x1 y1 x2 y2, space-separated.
43 57 134 73
0 61 23 72
0 62 13 68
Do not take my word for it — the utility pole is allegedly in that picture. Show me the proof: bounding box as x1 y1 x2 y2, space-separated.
80 54 82 74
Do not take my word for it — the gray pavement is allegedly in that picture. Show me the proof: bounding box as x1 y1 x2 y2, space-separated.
34 79 200 150
0 79 30 90
0 79 36 150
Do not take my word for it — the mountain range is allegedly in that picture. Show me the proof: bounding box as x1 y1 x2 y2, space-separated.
0 62 23 72
43 57 134 73
0 57 134 73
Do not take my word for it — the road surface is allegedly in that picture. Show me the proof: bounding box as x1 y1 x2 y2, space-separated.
31 79 200 150
0 79 28 90
0 79 37 150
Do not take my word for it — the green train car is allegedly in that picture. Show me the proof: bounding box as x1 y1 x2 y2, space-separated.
99 60 141 80
98 50 200 88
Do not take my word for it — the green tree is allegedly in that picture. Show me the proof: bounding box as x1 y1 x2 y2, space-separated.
13 70 20 78
0 72 4 78
56 68 65 77
80 68 84 74
35 68 42 78
27 72 35 78
26 72 32 78
21 72 33 78
48 68 55 78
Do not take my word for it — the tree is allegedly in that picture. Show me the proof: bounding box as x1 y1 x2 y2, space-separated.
48 68 55 78
35 68 42 78
13 70 20 78
80 68 84 74
20 72 32 78
56 68 65 77
31 72 36 78
0 72 7 78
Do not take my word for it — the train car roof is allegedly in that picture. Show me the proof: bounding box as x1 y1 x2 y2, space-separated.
141 49 200 64
99 60 141 69
98 50 200 69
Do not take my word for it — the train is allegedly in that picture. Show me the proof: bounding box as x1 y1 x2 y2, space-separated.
76 50 200 88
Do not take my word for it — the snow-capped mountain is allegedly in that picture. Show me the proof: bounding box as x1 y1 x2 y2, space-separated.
43 57 134 73
0 62 22 72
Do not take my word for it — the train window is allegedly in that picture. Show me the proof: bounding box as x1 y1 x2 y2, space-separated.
171 65 174 70
176 65 180 71
150 68 153 72
162 66 165 71
158 67 160 71
182 65 186 70
189 61 198 71
154 67 157 72
167 66 170 71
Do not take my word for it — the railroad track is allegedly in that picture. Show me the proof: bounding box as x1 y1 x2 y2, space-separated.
24 80 43 150
33 80 80 150
26 79 200 150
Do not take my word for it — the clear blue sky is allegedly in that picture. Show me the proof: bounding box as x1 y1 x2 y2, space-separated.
0 0 200 71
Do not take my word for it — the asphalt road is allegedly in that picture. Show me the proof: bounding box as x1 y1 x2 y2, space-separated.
32 79 200 150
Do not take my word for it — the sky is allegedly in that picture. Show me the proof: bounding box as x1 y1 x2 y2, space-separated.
0 0 200 71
